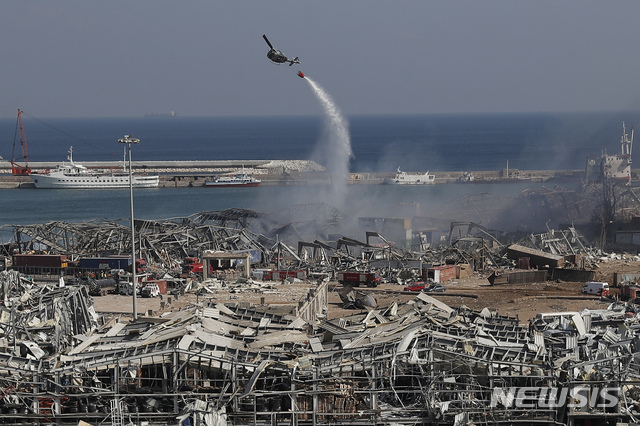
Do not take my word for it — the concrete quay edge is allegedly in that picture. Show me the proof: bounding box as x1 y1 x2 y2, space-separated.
0 161 591 189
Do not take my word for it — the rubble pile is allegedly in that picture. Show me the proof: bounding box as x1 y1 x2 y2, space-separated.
0 271 98 356
1 205 640 424
0 206 612 288
0 271 638 425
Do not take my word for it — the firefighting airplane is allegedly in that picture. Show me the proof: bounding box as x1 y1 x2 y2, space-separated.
262 34 300 66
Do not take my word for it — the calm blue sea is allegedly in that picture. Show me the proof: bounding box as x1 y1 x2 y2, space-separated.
2 112 636 172
0 112 636 231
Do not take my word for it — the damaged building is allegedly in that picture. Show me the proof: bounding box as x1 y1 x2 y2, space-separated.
0 270 639 425
0 203 637 425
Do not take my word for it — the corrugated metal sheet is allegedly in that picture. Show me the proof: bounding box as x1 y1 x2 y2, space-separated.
489 269 547 285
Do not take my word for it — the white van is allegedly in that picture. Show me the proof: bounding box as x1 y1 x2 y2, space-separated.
141 283 160 298
581 281 610 296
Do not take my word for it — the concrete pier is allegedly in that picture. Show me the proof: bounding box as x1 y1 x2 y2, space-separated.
0 159 591 188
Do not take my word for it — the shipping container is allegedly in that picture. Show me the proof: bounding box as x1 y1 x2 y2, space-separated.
337 271 381 287
423 265 457 283
79 257 132 271
11 254 69 275
621 284 640 301
12 254 68 268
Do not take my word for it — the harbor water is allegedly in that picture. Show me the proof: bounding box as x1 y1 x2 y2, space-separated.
2 112 636 173
0 111 629 232
0 180 556 226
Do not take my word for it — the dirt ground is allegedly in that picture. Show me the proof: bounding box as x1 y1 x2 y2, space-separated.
91 258 640 325
351 258 640 322
354 280 607 323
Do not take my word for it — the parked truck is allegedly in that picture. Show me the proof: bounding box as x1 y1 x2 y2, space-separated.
182 257 213 276
337 271 381 287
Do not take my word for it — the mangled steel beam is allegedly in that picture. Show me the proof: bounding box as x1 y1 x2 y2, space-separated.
0 267 637 425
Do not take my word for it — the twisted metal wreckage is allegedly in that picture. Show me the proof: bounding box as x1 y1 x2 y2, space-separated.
0 205 638 425
0 271 640 426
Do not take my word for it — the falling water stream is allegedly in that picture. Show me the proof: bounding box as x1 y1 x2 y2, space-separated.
302 76 353 208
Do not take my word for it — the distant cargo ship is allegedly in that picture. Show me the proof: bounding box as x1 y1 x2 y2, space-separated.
204 172 261 187
30 146 159 189
384 168 435 185
144 111 177 118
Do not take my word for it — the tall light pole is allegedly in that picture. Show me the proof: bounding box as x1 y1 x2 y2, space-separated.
118 134 140 320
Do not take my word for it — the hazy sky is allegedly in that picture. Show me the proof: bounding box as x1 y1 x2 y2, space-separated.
3 1 640 118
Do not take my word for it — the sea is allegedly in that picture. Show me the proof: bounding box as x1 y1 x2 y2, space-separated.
0 111 637 234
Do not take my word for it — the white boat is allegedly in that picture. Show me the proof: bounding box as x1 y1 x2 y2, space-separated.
384 168 435 185
204 172 261 187
30 146 159 189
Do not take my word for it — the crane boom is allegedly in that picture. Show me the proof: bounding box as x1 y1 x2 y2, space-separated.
11 109 31 175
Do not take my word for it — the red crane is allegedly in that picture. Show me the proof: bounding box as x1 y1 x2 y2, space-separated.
11 109 31 175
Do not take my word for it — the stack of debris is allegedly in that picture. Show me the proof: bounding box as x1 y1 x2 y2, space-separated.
0 207 609 290
0 264 639 425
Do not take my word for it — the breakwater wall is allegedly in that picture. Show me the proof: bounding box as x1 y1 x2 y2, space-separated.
0 159 589 188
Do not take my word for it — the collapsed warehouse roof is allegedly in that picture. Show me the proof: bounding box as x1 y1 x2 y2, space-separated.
0 269 639 425
0 204 608 287
0 197 639 424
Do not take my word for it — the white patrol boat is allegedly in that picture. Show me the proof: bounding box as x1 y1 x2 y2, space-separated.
30 146 159 189
384 168 435 185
